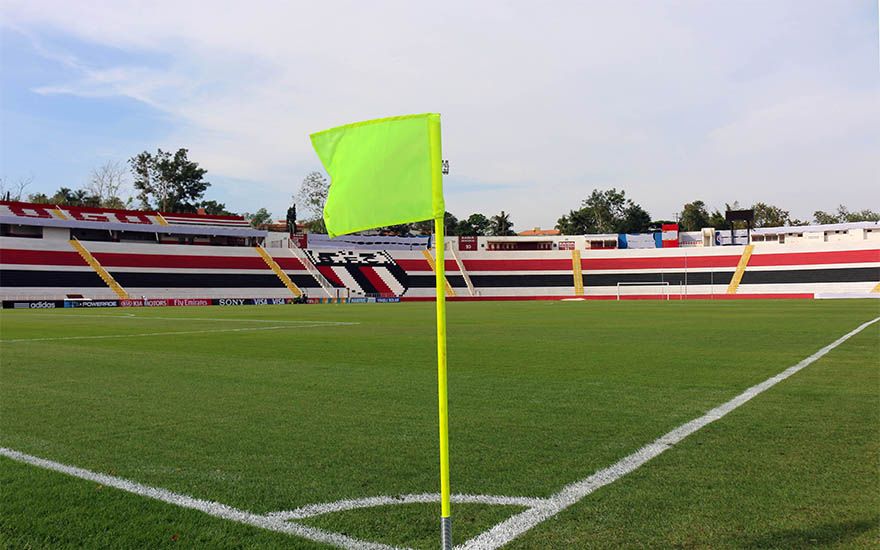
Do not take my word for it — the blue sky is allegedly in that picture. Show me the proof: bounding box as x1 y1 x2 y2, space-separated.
1 1 877 228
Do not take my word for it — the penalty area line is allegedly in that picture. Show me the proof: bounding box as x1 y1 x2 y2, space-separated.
457 315 880 550
0 447 398 550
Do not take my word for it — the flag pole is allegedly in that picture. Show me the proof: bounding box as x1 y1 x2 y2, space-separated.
434 214 452 549
429 115 452 550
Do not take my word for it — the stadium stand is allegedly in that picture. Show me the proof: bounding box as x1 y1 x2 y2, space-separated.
2 201 878 305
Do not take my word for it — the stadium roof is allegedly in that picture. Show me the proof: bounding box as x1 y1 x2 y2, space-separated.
518 228 561 236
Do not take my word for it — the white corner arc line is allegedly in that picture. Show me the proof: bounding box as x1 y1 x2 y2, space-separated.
269 493 548 521
0 447 399 550
0 323 354 343
456 316 880 550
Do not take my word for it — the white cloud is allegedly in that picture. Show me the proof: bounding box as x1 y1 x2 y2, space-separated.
2 0 877 226
708 91 880 156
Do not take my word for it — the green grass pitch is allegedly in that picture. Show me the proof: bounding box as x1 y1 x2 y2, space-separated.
1 300 878 548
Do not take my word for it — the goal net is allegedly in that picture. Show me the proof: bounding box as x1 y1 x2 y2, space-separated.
616 281 671 300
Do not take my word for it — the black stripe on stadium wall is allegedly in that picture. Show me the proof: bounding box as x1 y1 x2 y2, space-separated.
585 271 734 286
405 274 468 288
0 269 108 287
409 272 734 288
345 266 376 294
405 267 878 289
0 270 321 289
740 266 880 285
384 263 409 290
111 272 321 288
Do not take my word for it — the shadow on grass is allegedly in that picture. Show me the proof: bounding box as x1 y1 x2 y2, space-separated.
744 517 878 548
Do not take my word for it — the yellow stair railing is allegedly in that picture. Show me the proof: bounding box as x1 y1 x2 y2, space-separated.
69 239 129 299
572 249 584 296
727 244 754 294
422 249 456 297
255 246 303 297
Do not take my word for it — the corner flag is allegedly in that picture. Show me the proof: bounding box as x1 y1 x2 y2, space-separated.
311 113 444 238
310 113 454 548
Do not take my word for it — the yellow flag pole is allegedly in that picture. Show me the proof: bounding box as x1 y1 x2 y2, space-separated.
429 115 452 549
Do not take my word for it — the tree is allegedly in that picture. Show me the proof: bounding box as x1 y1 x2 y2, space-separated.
1 175 33 201
43 187 101 207
410 212 458 235
813 205 880 224
618 204 651 233
556 188 648 234
489 211 515 236
25 184 102 207
244 208 273 228
380 223 412 236
296 172 329 233
302 218 326 233
297 172 329 218
198 200 236 216
410 212 460 236
813 210 838 225
585 188 626 233
130 148 209 212
751 202 791 228
678 200 711 232
708 209 728 229
444 212 459 236
845 209 880 222
456 213 491 236
556 207 596 235
86 161 130 209
410 219 434 235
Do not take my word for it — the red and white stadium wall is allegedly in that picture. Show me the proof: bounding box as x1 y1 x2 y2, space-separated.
384 241 879 300
0 237 326 300
1 236 878 301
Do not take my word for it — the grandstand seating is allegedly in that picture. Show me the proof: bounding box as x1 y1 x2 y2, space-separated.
1 201 878 303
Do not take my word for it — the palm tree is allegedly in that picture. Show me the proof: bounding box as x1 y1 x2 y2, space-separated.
490 211 515 236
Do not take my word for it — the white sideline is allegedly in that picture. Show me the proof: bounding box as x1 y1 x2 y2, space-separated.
10 312 359 324
0 447 398 550
0 323 356 343
0 316 876 549
456 315 880 550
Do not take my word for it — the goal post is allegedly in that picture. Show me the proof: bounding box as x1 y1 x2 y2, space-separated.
616 281 671 301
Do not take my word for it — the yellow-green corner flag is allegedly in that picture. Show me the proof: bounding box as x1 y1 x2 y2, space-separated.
311 113 444 238
310 113 454 549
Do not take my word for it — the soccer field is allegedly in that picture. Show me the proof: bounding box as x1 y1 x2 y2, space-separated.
1 300 878 549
